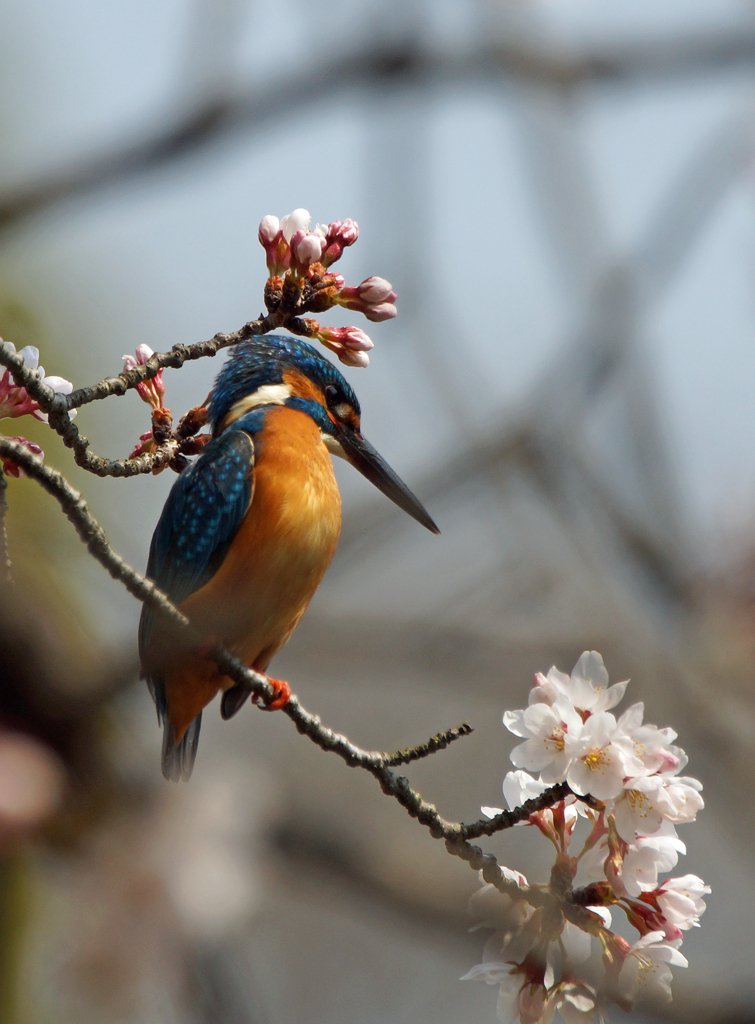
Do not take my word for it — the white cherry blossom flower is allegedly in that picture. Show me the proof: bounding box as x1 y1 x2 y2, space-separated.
612 774 666 842
528 669 566 706
530 652 627 714
656 874 710 930
503 770 549 808
620 833 686 896
564 651 628 713
655 776 704 824
462 964 543 1024
507 696 583 783
567 712 641 801
618 932 688 1003
615 702 682 775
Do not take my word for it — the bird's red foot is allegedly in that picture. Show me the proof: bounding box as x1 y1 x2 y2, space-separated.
252 676 291 712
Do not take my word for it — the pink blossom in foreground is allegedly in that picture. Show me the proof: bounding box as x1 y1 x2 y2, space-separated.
0 342 76 421
0 730 65 834
122 344 166 409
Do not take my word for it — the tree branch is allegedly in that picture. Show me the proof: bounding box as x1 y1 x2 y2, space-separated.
0 317 276 476
0 436 571 901
381 722 473 766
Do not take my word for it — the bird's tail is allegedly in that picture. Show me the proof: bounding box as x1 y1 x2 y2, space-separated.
161 713 202 782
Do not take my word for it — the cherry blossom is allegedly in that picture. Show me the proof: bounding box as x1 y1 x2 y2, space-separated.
654 874 710 930
617 932 688 1003
529 652 627 714
655 775 704 824
335 276 398 321
612 775 666 842
567 711 643 801
466 651 707 1023
505 696 583 782
279 208 311 242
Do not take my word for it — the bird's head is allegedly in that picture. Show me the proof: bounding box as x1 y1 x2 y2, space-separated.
208 334 439 533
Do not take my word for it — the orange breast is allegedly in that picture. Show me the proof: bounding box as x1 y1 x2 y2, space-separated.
163 406 341 739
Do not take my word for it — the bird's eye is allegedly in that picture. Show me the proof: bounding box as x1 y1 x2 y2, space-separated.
324 384 340 407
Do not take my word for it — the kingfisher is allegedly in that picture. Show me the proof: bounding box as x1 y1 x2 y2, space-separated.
139 333 439 781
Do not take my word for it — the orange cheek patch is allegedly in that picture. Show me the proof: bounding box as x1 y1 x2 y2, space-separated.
283 368 323 405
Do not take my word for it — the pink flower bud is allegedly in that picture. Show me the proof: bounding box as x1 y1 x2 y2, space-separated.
333 278 398 321
280 208 311 243
315 325 374 367
331 219 359 246
363 301 397 322
358 276 395 304
123 346 165 409
258 215 280 244
291 229 326 267
319 219 359 267
135 344 154 365
340 349 371 368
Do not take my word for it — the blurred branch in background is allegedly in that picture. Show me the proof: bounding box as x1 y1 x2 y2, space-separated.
1 22 755 234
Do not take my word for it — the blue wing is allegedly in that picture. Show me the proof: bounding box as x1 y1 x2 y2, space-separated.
138 423 256 720
143 427 255 601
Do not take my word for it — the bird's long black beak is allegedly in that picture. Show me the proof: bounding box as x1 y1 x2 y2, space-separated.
335 425 440 534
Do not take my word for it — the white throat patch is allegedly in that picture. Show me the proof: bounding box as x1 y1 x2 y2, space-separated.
321 431 348 460
222 382 292 428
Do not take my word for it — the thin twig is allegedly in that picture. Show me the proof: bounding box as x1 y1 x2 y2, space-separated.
381 722 473 766
64 317 274 412
0 320 276 476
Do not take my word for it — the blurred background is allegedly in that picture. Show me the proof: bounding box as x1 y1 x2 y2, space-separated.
0 0 754 1021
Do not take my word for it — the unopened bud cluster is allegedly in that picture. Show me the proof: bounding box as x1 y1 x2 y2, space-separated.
0 341 75 476
121 345 172 460
122 344 166 411
258 208 397 367
464 652 708 1023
